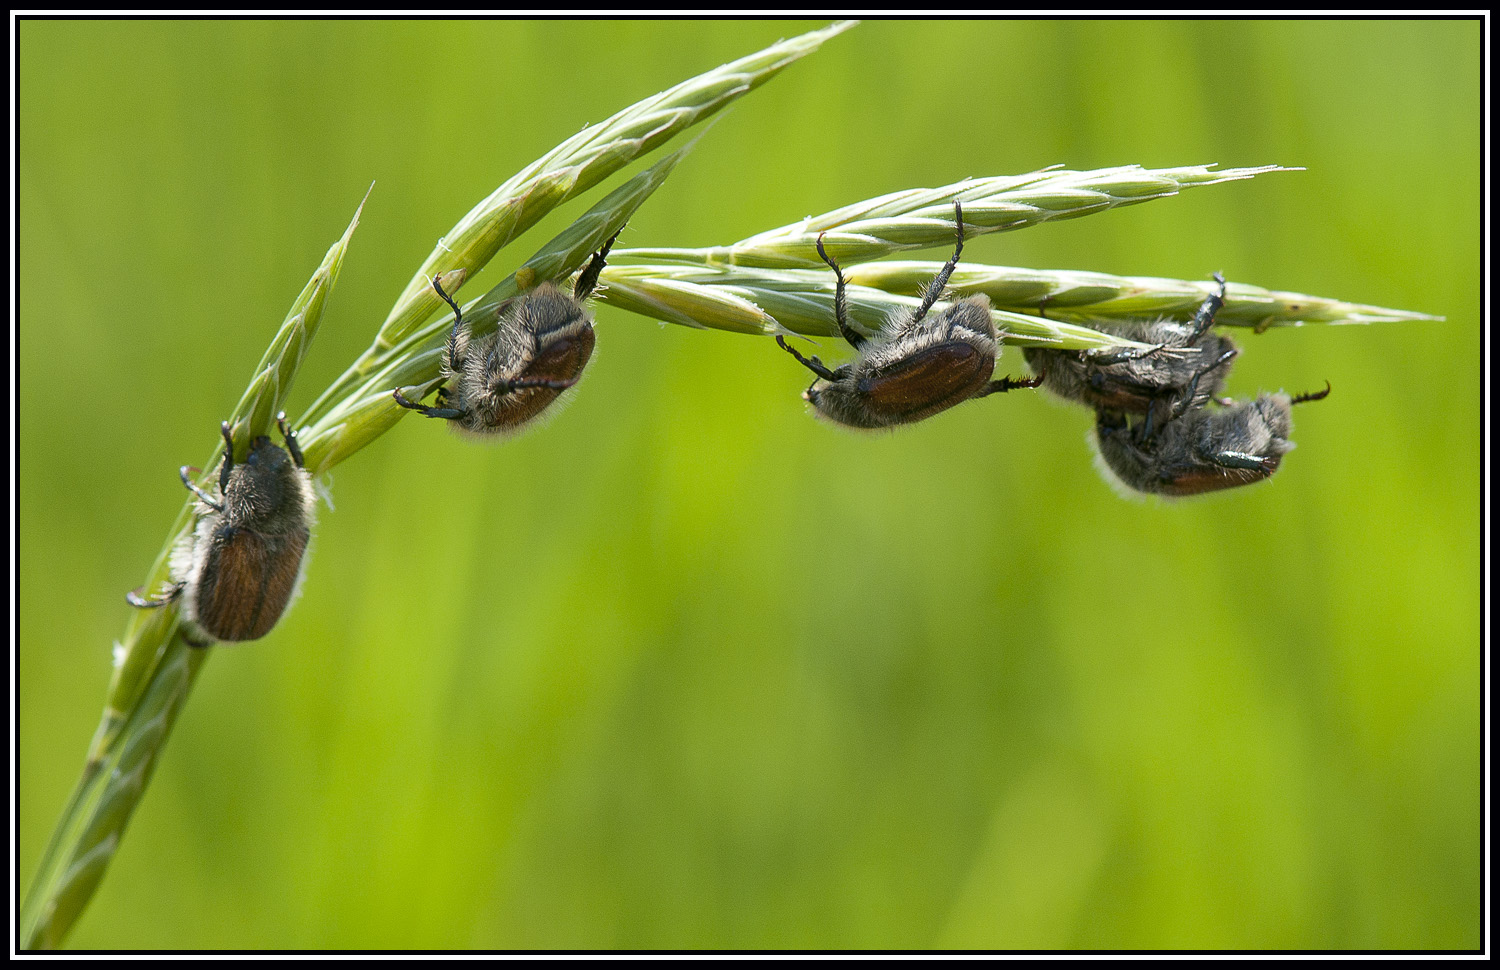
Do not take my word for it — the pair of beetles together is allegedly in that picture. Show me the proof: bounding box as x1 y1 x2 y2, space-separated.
131 201 1328 644
772 201 1329 499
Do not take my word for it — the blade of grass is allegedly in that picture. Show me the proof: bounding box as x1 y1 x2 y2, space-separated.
615 163 1298 269
103 188 367 768
842 261 1444 329
21 643 205 951
595 263 1144 351
21 191 367 951
22 123 693 951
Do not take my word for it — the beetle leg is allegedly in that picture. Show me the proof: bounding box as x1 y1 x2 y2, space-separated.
910 199 966 326
1291 381 1332 405
1185 272 1228 342
430 274 469 373
276 411 305 468
218 420 236 495
976 373 1045 397
1138 398 1167 444
1089 343 1165 366
127 581 185 609
815 233 865 349
1168 348 1237 419
393 388 468 421
776 335 841 381
574 228 623 302
180 465 224 511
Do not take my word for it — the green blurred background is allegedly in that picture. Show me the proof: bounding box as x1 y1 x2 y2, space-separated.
19 19 1480 950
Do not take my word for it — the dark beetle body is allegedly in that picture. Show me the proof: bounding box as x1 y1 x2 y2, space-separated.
778 200 1040 430
805 296 1001 429
1024 318 1238 414
1093 391 1314 497
440 282 597 437
393 232 619 437
1024 275 1237 414
164 421 315 643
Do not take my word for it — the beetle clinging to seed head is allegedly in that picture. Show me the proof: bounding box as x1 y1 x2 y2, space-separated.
1023 273 1240 415
1092 381 1331 497
127 412 316 645
393 230 622 437
775 200 1041 429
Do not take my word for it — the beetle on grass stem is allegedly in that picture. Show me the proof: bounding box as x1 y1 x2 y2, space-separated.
776 200 1040 430
1024 272 1239 415
127 412 316 644
392 231 621 438
1092 381 1332 497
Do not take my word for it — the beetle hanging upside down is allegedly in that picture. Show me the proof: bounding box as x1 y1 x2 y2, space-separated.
1092 381 1332 497
393 230 621 438
1023 272 1240 415
776 200 1041 429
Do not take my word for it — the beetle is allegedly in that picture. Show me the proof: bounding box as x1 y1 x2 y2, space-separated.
775 200 1040 429
1092 381 1331 497
1023 273 1239 415
127 412 316 644
392 232 620 437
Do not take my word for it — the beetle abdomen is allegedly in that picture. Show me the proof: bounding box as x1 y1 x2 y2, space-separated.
529 326 595 385
1154 459 1279 496
194 526 310 641
858 342 994 424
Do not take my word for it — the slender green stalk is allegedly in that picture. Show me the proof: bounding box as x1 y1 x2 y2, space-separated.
21 644 206 951
595 263 1141 351
21 192 365 952
615 164 1297 270
595 162 1435 341
102 190 368 768
593 258 1436 353
841 261 1443 330
22 25 851 949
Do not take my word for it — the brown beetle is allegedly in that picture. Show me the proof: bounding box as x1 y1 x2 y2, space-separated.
128 413 316 644
1023 273 1239 415
393 231 620 437
775 200 1040 430
1092 382 1331 497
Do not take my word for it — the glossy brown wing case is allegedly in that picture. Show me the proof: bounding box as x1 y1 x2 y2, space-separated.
196 527 310 641
859 343 992 422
